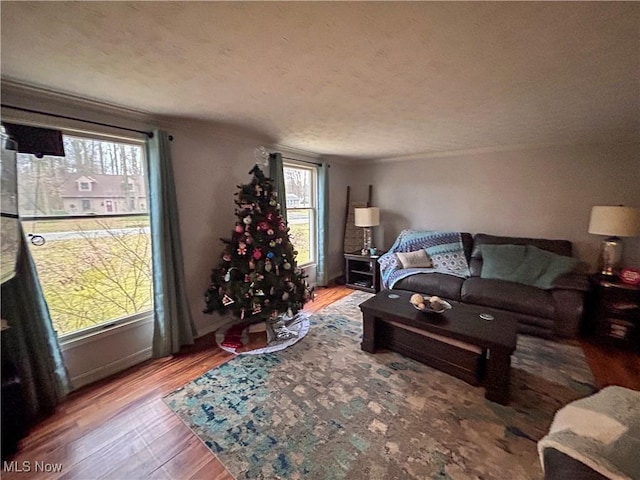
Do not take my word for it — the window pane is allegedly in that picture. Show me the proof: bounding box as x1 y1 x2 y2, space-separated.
17 135 148 216
24 216 152 336
16 135 153 337
288 209 314 265
283 166 313 208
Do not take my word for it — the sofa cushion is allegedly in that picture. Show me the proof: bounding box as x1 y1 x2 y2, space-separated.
461 277 555 319
393 273 465 301
480 244 580 289
470 233 573 277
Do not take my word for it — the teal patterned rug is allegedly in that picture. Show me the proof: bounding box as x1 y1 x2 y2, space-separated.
164 291 595 480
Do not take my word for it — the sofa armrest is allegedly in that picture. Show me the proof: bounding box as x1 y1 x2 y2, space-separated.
551 287 586 338
552 272 590 292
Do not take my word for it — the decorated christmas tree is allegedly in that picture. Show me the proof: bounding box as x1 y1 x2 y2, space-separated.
204 165 312 324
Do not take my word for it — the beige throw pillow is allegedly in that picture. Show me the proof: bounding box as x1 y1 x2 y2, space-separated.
396 250 433 269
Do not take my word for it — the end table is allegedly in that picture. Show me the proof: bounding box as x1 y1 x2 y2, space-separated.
587 275 640 350
344 251 383 293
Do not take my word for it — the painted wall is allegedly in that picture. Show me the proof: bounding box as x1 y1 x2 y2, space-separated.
343 143 640 269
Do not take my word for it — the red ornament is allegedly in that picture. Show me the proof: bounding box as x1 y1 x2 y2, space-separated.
235 224 244 233
258 221 270 231
266 212 275 221
253 248 263 260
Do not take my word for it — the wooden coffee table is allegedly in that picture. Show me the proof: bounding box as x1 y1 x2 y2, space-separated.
359 289 517 405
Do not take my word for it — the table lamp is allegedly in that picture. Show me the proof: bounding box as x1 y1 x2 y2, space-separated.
354 207 380 256
588 205 640 276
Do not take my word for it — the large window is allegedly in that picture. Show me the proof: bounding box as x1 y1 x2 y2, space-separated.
17 133 153 338
283 162 316 266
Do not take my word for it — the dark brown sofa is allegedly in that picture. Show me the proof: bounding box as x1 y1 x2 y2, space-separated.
393 233 589 338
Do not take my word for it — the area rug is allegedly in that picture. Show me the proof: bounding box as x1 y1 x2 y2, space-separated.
164 291 596 480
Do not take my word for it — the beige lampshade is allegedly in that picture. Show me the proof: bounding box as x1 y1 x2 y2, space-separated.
588 206 640 237
354 207 380 227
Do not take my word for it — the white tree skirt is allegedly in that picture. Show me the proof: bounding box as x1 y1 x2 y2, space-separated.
216 313 310 355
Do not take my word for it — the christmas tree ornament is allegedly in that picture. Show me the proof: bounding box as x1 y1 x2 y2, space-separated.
266 212 275 221
269 199 277 206
237 242 247 255
276 238 283 244
253 248 263 260
270 286 276 295
222 294 235 306
255 184 263 195
284 262 292 270
267 252 275 259
244 274 250 282
252 303 262 314
265 260 272 272
267 229 274 236
235 224 244 233
224 267 238 282
255 289 265 296
249 259 256 270
246 237 253 244
282 292 289 301
223 253 232 262
243 216 252 225
269 240 276 247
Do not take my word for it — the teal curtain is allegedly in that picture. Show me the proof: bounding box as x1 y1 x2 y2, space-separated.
269 152 288 223
316 162 329 286
0 230 71 423
147 130 196 358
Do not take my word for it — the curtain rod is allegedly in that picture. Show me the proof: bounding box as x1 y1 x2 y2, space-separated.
281 156 326 167
1 104 154 139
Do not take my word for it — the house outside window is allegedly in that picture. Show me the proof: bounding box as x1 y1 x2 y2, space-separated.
283 162 316 266
78 181 91 191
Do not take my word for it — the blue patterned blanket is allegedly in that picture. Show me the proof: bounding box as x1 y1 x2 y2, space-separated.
378 230 471 289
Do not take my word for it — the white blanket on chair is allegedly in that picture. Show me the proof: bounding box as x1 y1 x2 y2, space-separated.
537 386 640 480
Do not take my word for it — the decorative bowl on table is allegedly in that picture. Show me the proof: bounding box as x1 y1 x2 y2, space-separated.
409 294 452 314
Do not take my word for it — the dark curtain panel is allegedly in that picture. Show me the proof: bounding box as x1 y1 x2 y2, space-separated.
146 130 197 357
0 232 72 425
268 153 288 223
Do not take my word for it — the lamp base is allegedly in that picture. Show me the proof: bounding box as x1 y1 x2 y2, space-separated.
361 227 372 256
598 236 622 276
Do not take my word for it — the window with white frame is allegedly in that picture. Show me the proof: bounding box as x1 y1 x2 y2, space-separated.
16 132 153 338
283 162 316 266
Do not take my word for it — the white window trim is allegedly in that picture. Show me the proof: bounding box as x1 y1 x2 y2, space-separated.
283 160 317 268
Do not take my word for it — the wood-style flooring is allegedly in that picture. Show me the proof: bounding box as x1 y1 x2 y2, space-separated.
3 285 639 480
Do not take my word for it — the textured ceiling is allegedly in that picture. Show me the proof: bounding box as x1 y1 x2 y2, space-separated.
1 2 638 160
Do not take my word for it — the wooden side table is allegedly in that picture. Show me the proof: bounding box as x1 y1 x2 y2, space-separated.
344 252 383 293
587 275 640 350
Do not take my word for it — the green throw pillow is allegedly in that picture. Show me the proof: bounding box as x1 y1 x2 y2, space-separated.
480 244 580 289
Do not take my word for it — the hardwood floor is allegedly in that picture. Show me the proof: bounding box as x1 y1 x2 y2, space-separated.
3 285 638 479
